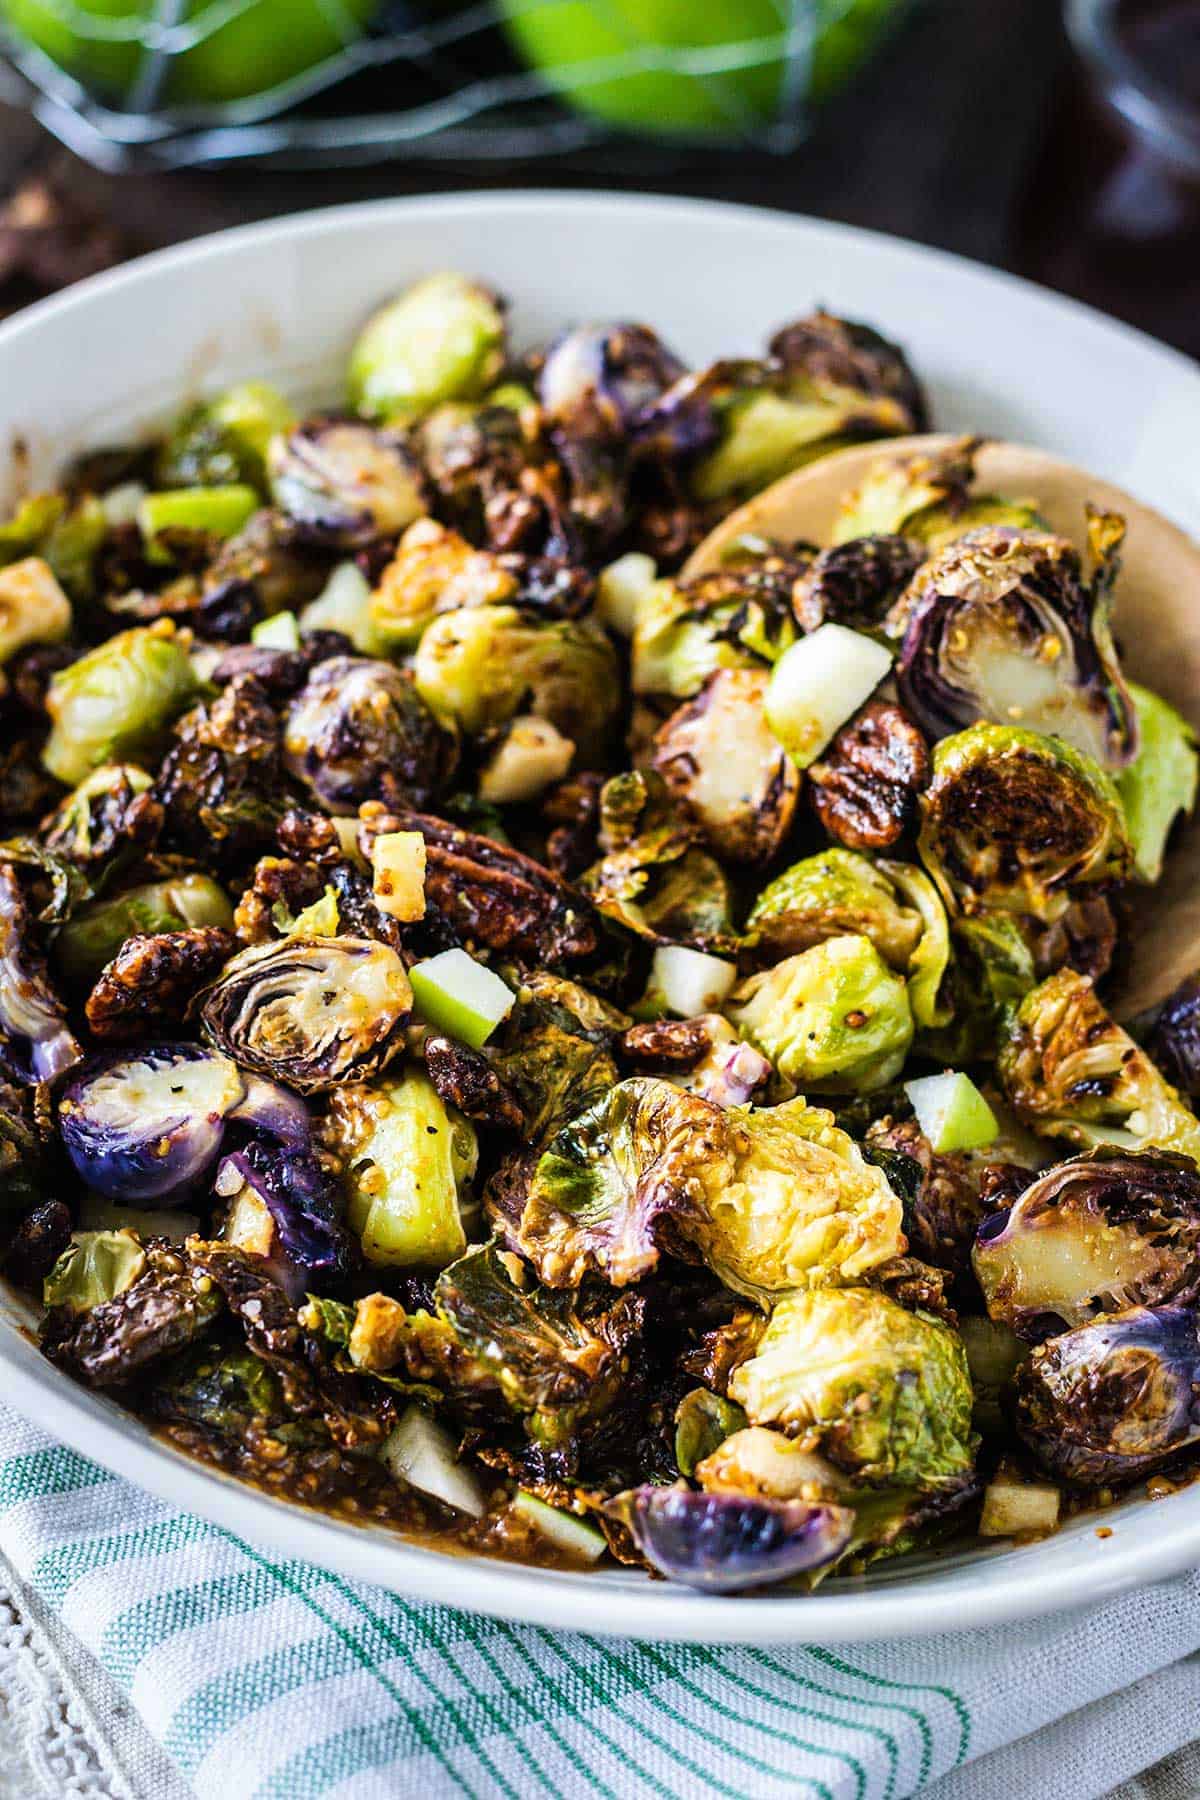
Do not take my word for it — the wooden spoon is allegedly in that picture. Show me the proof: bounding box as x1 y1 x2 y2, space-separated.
685 433 1200 1020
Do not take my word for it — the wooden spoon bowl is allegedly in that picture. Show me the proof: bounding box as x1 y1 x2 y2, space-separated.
685 434 1200 1019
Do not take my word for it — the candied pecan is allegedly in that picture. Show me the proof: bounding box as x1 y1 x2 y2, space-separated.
3 1199 71 1291
808 699 930 850
234 855 327 944
359 803 599 966
423 1034 524 1131
85 926 237 1041
792 535 923 634
620 1017 715 1069
276 808 344 865
541 771 604 877
870 1254 956 1323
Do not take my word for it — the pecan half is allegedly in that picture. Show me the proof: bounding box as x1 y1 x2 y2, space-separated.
808 699 930 850
85 926 237 1041
620 1017 715 1069
792 535 923 634
542 771 604 878
423 1033 524 1131
234 855 327 944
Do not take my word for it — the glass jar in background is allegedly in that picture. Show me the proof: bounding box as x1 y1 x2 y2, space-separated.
1014 0 1200 357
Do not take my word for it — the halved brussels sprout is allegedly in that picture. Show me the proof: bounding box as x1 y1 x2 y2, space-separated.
917 724 1131 922
59 1045 243 1202
1016 1304 1200 1486
729 1287 975 1490
999 969 1200 1164
832 437 1044 548
651 668 799 865
268 421 425 547
55 872 233 991
198 936 412 1093
605 1484 854 1592
282 656 457 814
347 273 507 421
156 381 296 491
631 567 797 700
370 517 517 650
973 1147 1200 1337
326 1069 477 1268
579 770 736 948
1116 681 1198 883
888 520 1139 768
0 862 81 1085
42 624 200 788
518 1077 904 1300
729 934 914 1096
413 605 618 762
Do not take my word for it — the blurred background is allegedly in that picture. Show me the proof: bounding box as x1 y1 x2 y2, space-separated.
0 0 1196 357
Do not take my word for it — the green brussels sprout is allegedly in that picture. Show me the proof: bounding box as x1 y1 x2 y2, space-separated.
745 850 951 1030
998 969 1200 1162
631 569 796 699
413 604 619 762
832 437 1045 549
917 723 1131 923
156 381 296 491
347 273 507 422
518 1077 904 1300
729 1286 976 1490
0 492 107 600
579 770 736 949
327 1069 478 1268
40 763 153 865
651 668 800 865
43 1230 147 1314
675 1388 748 1478
55 873 234 987
370 517 517 651
1116 681 1198 883
729 934 914 1096
42 624 201 788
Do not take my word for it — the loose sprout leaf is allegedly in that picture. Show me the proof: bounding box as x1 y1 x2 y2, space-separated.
43 1231 146 1313
1116 682 1199 884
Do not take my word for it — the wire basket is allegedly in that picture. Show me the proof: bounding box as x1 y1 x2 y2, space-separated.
0 0 910 171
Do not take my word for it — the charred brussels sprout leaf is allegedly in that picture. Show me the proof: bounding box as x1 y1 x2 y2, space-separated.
888 523 1139 769
579 770 735 948
283 656 457 814
1116 681 1198 884
348 273 507 422
519 1078 904 1300
198 936 412 1094
631 566 797 700
43 1230 147 1312
268 421 425 548
998 970 1200 1162
729 1287 975 1490
1016 1305 1200 1486
832 437 1044 549
326 1070 477 1269
488 969 626 1143
40 763 158 875
413 605 619 763
973 1147 1200 1337
42 625 200 788
606 1484 854 1593
651 668 799 866
729 934 914 1096
917 724 1131 922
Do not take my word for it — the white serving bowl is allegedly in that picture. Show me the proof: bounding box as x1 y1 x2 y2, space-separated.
2 192 1199 1645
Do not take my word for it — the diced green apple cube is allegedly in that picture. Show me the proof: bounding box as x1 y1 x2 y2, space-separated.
904 1071 998 1154
383 1406 485 1518
979 1470 1060 1537
409 947 515 1049
513 1491 607 1562
765 623 892 768
251 610 301 651
650 943 738 1017
596 551 659 637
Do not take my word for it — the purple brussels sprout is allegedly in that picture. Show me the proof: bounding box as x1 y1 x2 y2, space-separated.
888 523 1139 770
282 656 457 814
972 1148 1200 1339
59 1045 244 1202
0 863 81 1085
607 1484 853 1592
216 1138 349 1293
1016 1305 1200 1487
268 419 426 548
1144 973 1200 1100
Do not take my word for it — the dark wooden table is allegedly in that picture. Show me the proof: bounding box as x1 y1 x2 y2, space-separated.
1 0 1197 359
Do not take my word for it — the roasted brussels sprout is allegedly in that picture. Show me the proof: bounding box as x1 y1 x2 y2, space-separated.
369 517 517 650
0 493 106 602
579 770 735 948
519 1078 904 1299
156 382 296 492
729 934 914 1096
674 1387 748 1479
606 1484 853 1592
1115 682 1198 884
729 1287 975 1490
198 936 412 1093
0 862 80 1084
326 1069 477 1268
55 872 233 988
631 566 797 700
917 724 1131 922
488 969 625 1143
865 1114 1004 1282
832 437 1044 549
973 1147 1200 1337
998 970 1200 1161
283 656 457 814
0 557 72 668
887 520 1138 768
347 273 507 421
40 762 159 875
1015 1305 1200 1486
413 605 618 763
42 624 200 788
648 668 797 866
268 421 425 547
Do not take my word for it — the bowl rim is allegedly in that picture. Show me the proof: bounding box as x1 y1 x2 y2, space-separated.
2 188 1199 1645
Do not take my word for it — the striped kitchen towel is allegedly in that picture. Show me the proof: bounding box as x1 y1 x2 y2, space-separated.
0 1401 1198 1800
